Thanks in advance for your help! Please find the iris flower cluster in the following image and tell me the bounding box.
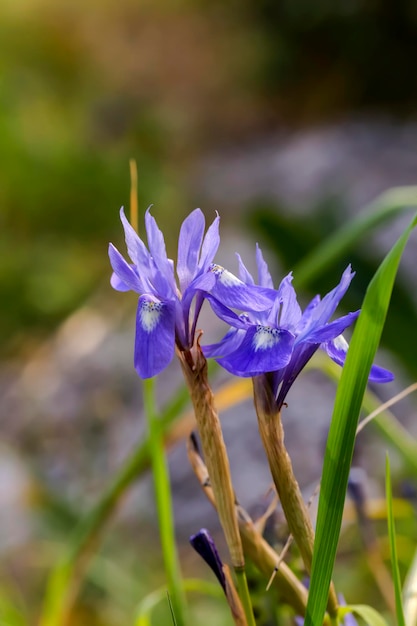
[109,208,393,400]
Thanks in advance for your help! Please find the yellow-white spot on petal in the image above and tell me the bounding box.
[140,300,163,332]
[253,325,281,351]
[209,264,241,287]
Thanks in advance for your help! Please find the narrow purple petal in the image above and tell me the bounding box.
[312,265,355,326]
[134,295,176,378]
[110,271,131,292]
[119,207,151,269]
[304,311,360,344]
[150,257,176,300]
[276,343,318,407]
[321,334,349,366]
[368,364,395,383]
[198,212,220,272]
[207,264,275,312]
[189,529,226,593]
[144,209,173,282]
[323,336,394,383]
[276,273,302,329]
[217,325,295,377]
[177,209,205,291]
[237,253,255,285]
[203,327,246,358]
[109,244,143,293]
[256,244,274,289]
[205,295,250,329]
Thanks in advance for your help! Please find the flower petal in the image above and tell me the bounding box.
[205,295,250,329]
[109,244,143,293]
[189,529,226,593]
[198,212,220,273]
[203,327,246,358]
[276,273,302,329]
[256,244,274,288]
[322,335,394,383]
[217,325,295,377]
[144,209,174,286]
[236,253,255,285]
[368,364,395,383]
[305,311,360,344]
[177,209,205,291]
[134,295,176,378]
[276,343,319,407]
[207,264,275,312]
[321,334,349,366]
[120,207,151,269]
[110,271,131,292]
[312,265,355,327]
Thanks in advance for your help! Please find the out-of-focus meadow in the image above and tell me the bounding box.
[2,1,417,624]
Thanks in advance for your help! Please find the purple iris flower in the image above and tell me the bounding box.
[109,208,275,379]
[204,246,393,408]
[109,207,222,378]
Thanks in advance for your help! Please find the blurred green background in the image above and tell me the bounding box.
[2,0,417,624]
[3,0,417,355]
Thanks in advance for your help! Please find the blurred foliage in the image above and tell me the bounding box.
[249,0,417,119]
[3,0,417,355]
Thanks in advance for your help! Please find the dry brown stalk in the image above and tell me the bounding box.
[177,338,244,569]
[187,433,309,617]
[252,375,339,617]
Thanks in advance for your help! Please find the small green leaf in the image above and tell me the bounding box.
[341,604,389,626]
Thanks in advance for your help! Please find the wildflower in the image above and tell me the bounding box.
[109,207,221,378]
[109,208,276,378]
[204,246,393,408]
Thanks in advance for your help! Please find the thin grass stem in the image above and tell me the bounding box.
[234,568,256,626]
[143,378,188,626]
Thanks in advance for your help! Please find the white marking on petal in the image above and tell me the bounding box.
[333,334,349,351]
[209,264,241,287]
[220,269,241,287]
[140,300,163,332]
[253,325,281,351]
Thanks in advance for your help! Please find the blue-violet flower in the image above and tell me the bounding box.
[204,246,393,408]
[109,208,275,378]
[109,207,222,378]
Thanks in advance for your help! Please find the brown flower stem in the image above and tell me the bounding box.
[252,375,338,618]
[177,340,255,626]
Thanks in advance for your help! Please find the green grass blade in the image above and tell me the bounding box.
[294,185,417,288]
[304,213,417,626]
[134,580,223,626]
[143,378,188,626]
[317,357,417,476]
[40,383,190,626]
[385,454,406,626]
[403,546,417,625]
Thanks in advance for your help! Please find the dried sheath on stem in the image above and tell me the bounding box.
[253,374,339,618]
[177,338,244,570]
